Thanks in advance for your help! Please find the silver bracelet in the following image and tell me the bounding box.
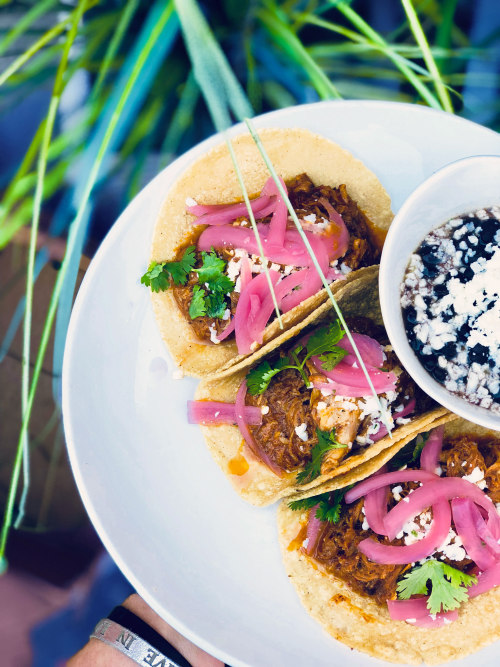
[91,618,184,667]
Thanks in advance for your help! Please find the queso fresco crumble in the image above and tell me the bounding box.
[401,207,500,414]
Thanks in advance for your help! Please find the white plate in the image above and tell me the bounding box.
[63,101,500,667]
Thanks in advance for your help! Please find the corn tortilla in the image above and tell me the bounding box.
[195,270,447,506]
[278,417,500,664]
[151,127,393,377]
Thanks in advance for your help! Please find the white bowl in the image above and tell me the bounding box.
[379,155,500,431]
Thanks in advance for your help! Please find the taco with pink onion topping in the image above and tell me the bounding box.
[142,127,393,377]
[190,271,448,506]
[278,417,500,664]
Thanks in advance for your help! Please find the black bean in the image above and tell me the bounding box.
[434,283,448,297]
[410,338,424,353]
[440,342,457,360]
[432,366,448,383]
[423,356,437,371]
[468,343,489,365]
[404,306,417,324]
[421,251,441,266]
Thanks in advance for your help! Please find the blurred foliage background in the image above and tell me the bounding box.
[0,0,499,566]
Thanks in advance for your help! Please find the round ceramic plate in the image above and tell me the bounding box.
[63,101,500,667]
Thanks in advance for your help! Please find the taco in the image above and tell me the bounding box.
[142,127,393,377]
[279,417,500,664]
[190,271,448,506]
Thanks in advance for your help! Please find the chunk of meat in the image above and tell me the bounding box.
[441,436,487,478]
[313,499,408,605]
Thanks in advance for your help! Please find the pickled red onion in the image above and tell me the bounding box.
[280,236,329,312]
[451,498,498,570]
[305,505,323,555]
[235,380,283,475]
[261,176,288,248]
[215,318,235,342]
[363,465,389,535]
[338,333,385,368]
[198,224,343,265]
[311,355,397,394]
[187,194,274,224]
[467,563,500,598]
[246,270,308,343]
[187,400,262,426]
[420,426,445,473]
[383,477,500,541]
[358,499,451,564]
[370,399,416,443]
[234,271,281,354]
[387,597,429,620]
[387,597,458,626]
[345,470,438,504]
[318,196,349,258]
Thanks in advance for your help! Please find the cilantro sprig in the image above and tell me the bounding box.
[296,428,347,485]
[141,246,196,292]
[141,247,235,321]
[289,484,354,523]
[396,560,477,614]
[188,250,235,320]
[246,320,347,395]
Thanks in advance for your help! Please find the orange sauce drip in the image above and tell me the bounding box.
[228,452,249,476]
[287,524,308,552]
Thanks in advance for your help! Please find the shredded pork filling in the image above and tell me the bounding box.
[308,435,500,606]
[172,173,381,343]
[246,317,430,474]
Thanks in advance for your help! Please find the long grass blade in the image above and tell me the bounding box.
[0,0,59,57]
[89,0,140,103]
[174,0,285,327]
[333,1,443,109]
[244,118,393,434]
[51,2,180,407]
[400,0,453,112]
[0,0,177,566]
[14,0,91,534]
[258,5,342,100]
[0,0,99,87]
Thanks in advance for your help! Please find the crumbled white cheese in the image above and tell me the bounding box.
[462,466,487,489]
[295,423,309,441]
[392,485,403,502]
[208,323,220,344]
[316,401,327,411]
[222,308,231,320]
[261,405,269,415]
[303,213,316,223]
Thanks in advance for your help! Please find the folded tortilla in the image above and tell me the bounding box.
[195,269,449,506]
[278,417,500,664]
[150,127,393,377]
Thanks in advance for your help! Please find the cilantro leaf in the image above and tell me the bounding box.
[296,429,347,485]
[246,357,291,395]
[141,261,170,292]
[305,321,345,359]
[288,494,327,513]
[288,485,354,523]
[141,246,196,292]
[204,292,227,319]
[396,560,477,614]
[318,347,348,371]
[189,285,207,319]
[316,486,354,522]
[168,246,196,284]
[196,250,235,295]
